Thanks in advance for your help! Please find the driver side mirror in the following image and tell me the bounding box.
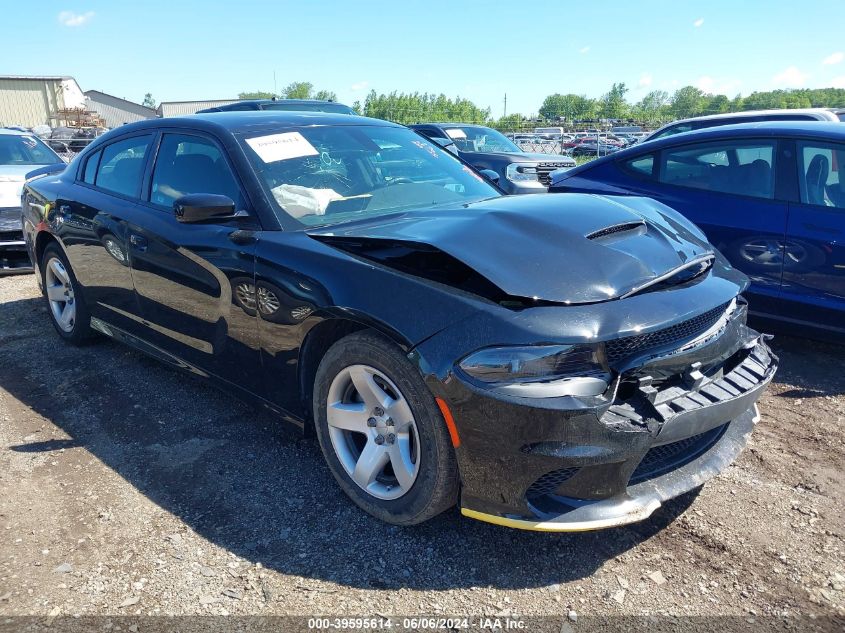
[174,194,239,223]
[478,169,500,185]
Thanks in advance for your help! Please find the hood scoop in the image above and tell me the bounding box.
[586,221,646,241]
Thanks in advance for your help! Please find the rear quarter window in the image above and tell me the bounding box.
[619,154,656,178]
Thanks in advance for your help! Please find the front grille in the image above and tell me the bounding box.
[630,424,727,484]
[0,229,24,243]
[605,301,731,364]
[526,467,580,500]
[536,162,570,186]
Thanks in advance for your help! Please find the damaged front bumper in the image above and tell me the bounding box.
[0,208,33,275]
[438,307,777,531]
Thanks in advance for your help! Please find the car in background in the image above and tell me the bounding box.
[570,140,623,156]
[21,112,776,531]
[643,108,841,142]
[197,98,355,115]
[409,123,575,193]
[0,129,65,273]
[550,121,845,340]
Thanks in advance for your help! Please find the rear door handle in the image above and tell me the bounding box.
[129,234,148,251]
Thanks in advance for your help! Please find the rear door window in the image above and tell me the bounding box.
[797,141,845,209]
[658,140,776,199]
[95,135,152,197]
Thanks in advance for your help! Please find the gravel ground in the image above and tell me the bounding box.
[0,273,843,629]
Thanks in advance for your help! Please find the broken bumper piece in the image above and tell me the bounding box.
[451,335,777,531]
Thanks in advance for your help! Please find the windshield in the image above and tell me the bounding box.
[261,102,354,114]
[240,125,500,227]
[0,134,61,166]
[442,126,521,153]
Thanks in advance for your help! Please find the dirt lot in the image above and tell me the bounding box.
[0,273,843,628]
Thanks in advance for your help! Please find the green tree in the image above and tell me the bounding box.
[142,93,156,108]
[633,90,669,123]
[282,82,314,99]
[538,94,596,122]
[238,90,276,100]
[701,94,731,115]
[363,91,489,125]
[670,86,705,119]
[598,83,629,120]
[314,89,338,101]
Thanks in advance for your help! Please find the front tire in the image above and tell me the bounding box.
[41,242,94,343]
[313,331,459,525]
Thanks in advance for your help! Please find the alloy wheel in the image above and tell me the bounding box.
[45,257,76,333]
[326,364,420,500]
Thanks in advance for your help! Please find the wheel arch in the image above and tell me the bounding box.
[297,315,414,435]
[34,231,63,280]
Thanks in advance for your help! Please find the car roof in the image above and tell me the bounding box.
[412,123,493,129]
[563,121,845,175]
[658,107,839,126]
[95,111,402,137]
[235,99,348,106]
[0,127,31,136]
[646,120,845,144]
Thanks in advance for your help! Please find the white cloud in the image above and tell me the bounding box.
[831,76,845,89]
[579,46,590,54]
[696,75,741,95]
[58,10,95,27]
[693,18,704,28]
[822,52,844,66]
[350,81,369,92]
[772,66,808,87]
[637,73,653,88]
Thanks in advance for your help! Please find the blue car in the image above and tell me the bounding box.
[550,122,845,341]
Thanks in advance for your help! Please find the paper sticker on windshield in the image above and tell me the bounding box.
[21,136,37,148]
[246,132,318,163]
[444,129,467,139]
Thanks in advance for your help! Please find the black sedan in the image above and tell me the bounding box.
[21,112,776,531]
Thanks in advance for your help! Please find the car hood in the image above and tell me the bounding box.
[308,193,716,305]
[518,151,575,163]
[0,164,53,208]
[463,151,574,164]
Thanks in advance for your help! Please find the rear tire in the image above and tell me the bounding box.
[313,331,459,525]
[41,242,95,344]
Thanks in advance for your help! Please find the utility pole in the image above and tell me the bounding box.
[503,93,507,118]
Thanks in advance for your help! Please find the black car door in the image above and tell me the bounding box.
[125,131,263,391]
[56,133,154,335]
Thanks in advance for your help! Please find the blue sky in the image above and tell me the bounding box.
[4,1,844,115]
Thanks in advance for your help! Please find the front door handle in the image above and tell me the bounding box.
[129,234,148,251]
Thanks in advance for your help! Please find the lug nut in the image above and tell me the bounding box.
[386,417,395,426]
[373,406,385,416]
[386,433,396,444]
[367,417,377,427]
[374,435,385,445]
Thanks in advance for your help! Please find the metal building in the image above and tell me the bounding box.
[84,90,157,128]
[0,75,86,127]
[157,100,240,117]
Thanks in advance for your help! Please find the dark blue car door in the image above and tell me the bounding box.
[611,139,789,317]
[781,138,845,336]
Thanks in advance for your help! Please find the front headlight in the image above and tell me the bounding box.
[458,345,610,398]
[505,163,539,182]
